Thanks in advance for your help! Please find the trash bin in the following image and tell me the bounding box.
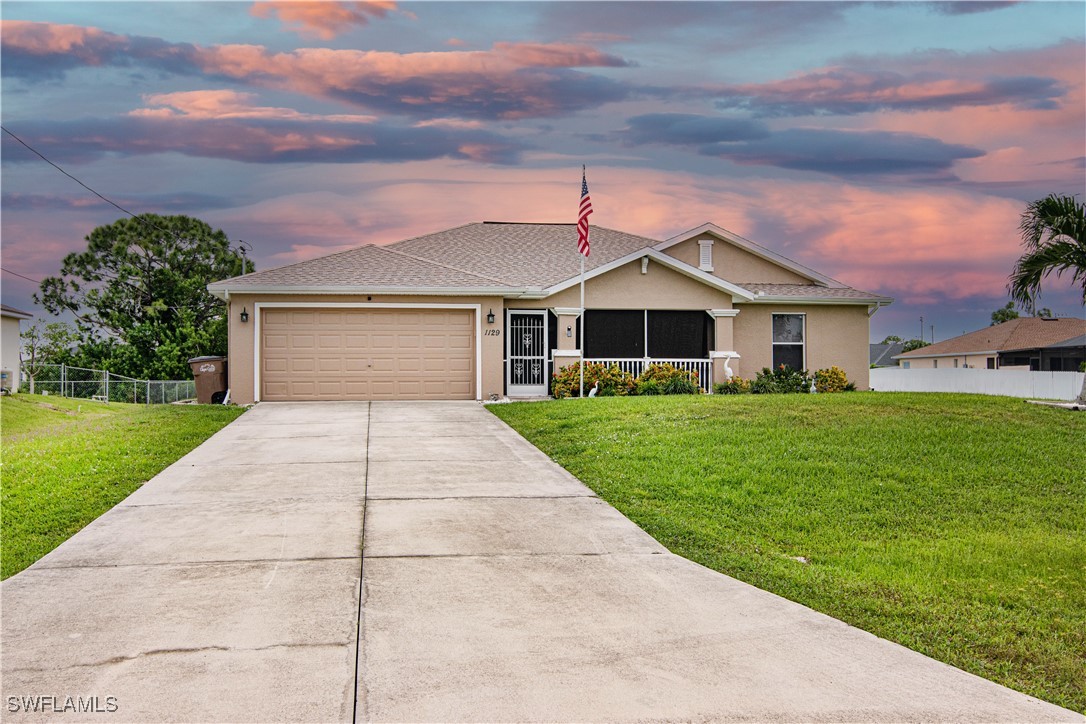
[188,356,228,404]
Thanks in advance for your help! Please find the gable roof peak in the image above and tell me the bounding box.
[656,222,845,288]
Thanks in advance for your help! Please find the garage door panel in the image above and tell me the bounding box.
[262,308,474,401]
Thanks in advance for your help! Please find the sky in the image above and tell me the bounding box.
[2,0,1084,344]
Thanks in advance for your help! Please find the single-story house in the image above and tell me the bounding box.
[870,342,905,368]
[894,316,1086,371]
[1,304,33,392]
[208,222,893,403]
[1004,332,1085,372]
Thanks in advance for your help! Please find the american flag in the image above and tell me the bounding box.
[577,166,593,257]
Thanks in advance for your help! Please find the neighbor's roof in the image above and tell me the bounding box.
[1043,333,1086,349]
[896,317,1086,358]
[208,221,890,304]
[870,342,905,366]
[0,304,33,319]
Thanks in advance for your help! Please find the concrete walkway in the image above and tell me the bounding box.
[2,401,1081,722]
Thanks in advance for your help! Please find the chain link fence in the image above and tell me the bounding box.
[20,364,195,404]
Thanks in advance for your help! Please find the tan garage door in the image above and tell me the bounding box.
[261,308,475,401]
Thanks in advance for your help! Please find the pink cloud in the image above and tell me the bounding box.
[2,22,633,119]
[0,20,122,57]
[250,2,398,39]
[130,90,376,123]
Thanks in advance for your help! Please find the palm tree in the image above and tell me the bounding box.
[1009,194,1086,310]
[1008,194,1086,403]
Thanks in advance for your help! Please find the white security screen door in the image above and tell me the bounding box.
[507,310,549,396]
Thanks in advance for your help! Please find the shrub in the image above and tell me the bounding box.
[635,363,702,395]
[714,378,751,395]
[551,361,635,399]
[751,365,812,394]
[814,366,850,393]
[635,379,662,396]
[1080,361,1086,373]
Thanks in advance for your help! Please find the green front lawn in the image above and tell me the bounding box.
[1,394,245,579]
[489,393,1086,712]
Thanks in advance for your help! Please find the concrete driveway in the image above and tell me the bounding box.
[1,401,1080,722]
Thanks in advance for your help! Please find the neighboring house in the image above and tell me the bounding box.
[894,317,1086,371]
[208,222,893,403]
[870,342,905,368]
[1,304,34,391]
[1004,332,1085,372]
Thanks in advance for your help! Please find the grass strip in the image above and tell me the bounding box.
[1,395,245,579]
[489,392,1086,712]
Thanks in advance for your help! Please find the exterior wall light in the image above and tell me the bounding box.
[240,307,250,323]
[566,326,572,337]
[487,309,495,324]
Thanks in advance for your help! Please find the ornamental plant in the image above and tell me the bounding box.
[714,378,751,395]
[813,366,850,393]
[551,361,635,399]
[636,363,702,395]
[751,365,812,394]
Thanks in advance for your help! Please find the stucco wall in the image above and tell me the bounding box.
[733,304,872,389]
[516,257,734,311]
[662,235,812,284]
[896,355,994,370]
[226,293,505,404]
[1,316,24,390]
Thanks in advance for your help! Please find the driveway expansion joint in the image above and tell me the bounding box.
[32,555,362,571]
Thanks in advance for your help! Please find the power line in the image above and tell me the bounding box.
[1,125,180,240]
[0,266,41,284]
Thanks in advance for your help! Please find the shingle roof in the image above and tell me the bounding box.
[212,243,509,290]
[742,283,892,302]
[896,317,1086,358]
[1045,333,1086,349]
[209,221,890,306]
[387,222,659,288]
[870,342,905,366]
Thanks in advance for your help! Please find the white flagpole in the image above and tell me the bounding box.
[579,253,585,397]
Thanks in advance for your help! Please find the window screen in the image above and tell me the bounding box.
[772,314,805,370]
[584,310,643,358]
[648,311,710,358]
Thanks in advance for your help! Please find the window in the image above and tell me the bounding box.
[987,357,995,369]
[954,358,959,368]
[647,311,711,358]
[772,314,804,370]
[933,359,938,369]
[902,361,911,369]
[583,310,643,358]
[583,310,713,359]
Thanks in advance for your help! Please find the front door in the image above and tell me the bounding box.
[507,310,549,397]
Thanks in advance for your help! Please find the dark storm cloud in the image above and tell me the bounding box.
[2,116,528,165]
[616,114,984,177]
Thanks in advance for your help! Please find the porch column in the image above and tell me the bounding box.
[708,309,741,384]
[552,307,581,371]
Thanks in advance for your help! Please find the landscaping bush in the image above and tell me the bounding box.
[714,378,751,395]
[636,363,702,395]
[814,366,850,393]
[634,379,663,396]
[751,365,812,394]
[552,361,635,399]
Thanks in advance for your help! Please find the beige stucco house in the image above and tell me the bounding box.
[208,222,892,404]
[1,304,33,392]
[894,317,1086,371]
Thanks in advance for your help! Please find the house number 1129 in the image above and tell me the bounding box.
[483,329,501,336]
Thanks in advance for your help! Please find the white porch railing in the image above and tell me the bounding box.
[583,358,713,393]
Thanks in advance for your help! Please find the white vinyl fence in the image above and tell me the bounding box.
[870,367,1085,401]
[20,363,195,404]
